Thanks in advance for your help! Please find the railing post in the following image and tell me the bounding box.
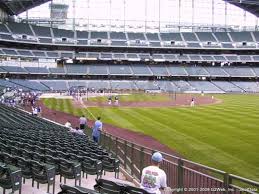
[124,140,127,170]
[229,176,232,185]
[224,173,229,194]
[99,132,103,146]
[102,132,106,148]
[139,147,144,180]
[115,137,118,157]
[177,159,184,194]
[104,133,107,149]
[131,143,134,175]
[108,134,111,152]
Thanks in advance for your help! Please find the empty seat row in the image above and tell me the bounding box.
[1,78,259,93]
[1,48,259,63]
[58,178,149,194]
[1,22,259,45]
[2,64,259,78]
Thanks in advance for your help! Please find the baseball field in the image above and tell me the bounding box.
[42,93,259,182]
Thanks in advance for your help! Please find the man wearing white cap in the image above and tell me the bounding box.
[141,152,167,194]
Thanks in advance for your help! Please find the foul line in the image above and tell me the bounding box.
[79,98,97,120]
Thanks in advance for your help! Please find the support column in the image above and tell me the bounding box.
[224,2,227,27]
[72,0,76,32]
[87,0,90,31]
[50,0,53,28]
[178,0,181,26]
[212,0,214,27]
[158,0,161,32]
[26,11,29,23]
[124,0,126,32]
[243,10,247,31]
[192,0,194,31]
[109,0,112,31]
[256,18,258,31]
[145,0,147,33]
[0,7,8,22]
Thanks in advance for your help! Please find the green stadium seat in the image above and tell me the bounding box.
[58,184,99,194]
[31,160,56,194]
[0,163,22,194]
[102,156,120,178]
[82,157,102,179]
[94,178,123,194]
[59,158,81,186]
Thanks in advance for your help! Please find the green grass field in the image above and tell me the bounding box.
[87,93,171,102]
[43,94,259,181]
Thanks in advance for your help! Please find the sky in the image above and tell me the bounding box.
[18,0,259,32]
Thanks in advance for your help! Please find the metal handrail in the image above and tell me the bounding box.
[105,131,180,159]
[229,174,259,187]
[101,131,259,193]
[181,158,226,174]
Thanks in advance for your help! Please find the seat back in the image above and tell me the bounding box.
[102,155,120,173]
[94,178,123,194]
[2,152,16,165]
[0,164,22,192]
[125,186,150,194]
[32,152,45,163]
[58,184,98,194]
[31,160,45,176]
[60,158,81,181]
[82,157,102,176]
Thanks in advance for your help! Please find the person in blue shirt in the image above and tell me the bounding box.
[92,117,103,143]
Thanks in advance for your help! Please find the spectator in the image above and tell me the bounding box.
[190,98,195,107]
[75,127,85,135]
[10,99,15,107]
[1,96,4,104]
[69,127,76,133]
[108,96,112,105]
[92,117,103,143]
[32,106,38,116]
[37,106,42,117]
[114,96,119,106]
[141,152,167,194]
[79,115,87,130]
[65,121,72,128]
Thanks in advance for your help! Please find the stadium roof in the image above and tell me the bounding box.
[223,0,259,17]
[1,0,259,19]
[0,0,51,16]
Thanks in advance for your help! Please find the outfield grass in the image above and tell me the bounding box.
[43,94,259,181]
[86,93,171,102]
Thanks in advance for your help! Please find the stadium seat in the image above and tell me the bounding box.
[59,158,81,186]
[31,160,56,194]
[32,152,45,163]
[0,104,123,193]
[3,153,18,166]
[21,149,33,160]
[124,185,150,194]
[0,163,22,194]
[58,184,99,194]
[94,178,123,194]
[102,156,120,178]
[16,156,32,183]
[94,178,148,194]
[82,157,102,179]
